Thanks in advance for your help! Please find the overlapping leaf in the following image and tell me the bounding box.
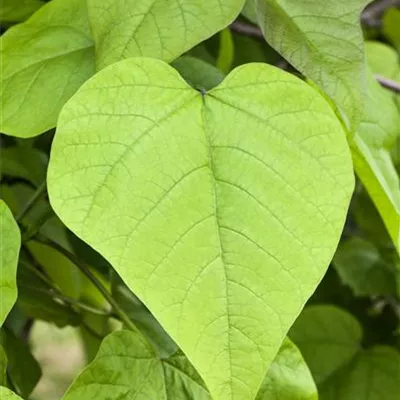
[48,58,353,399]
[0,0,95,138]
[87,0,245,69]
[350,49,400,254]
[253,0,368,132]
[0,387,23,400]
[0,201,20,326]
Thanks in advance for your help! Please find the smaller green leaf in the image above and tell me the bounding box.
[0,0,44,24]
[256,338,317,400]
[0,387,24,400]
[320,347,400,400]
[0,328,41,398]
[172,56,225,91]
[63,330,209,400]
[254,0,368,132]
[365,41,399,80]
[383,8,400,52]
[0,201,20,327]
[0,0,95,138]
[289,305,362,385]
[333,237,398,296]
[216,29,235,74]
[87,0,245,70]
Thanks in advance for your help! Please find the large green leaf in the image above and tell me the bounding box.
[290,305,400,400]
[0,328,41,397]
[48,58,353,399]
[87,0,245,70]
[0,201,20,326]
[0,0,44,24]
[254,0,367,132]
[0,0,95,138]
[350,70,400,254]
[0,387,23,400]
[364,41,399,80]
[63,330,316,400]
[333,237,398,296]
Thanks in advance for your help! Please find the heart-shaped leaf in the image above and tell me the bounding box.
[0,201,20,326]
[87,0,245,70]
[48,58,354,399]
[253,0,368,132]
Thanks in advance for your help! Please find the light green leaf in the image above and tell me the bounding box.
[0,147,48,186]
[87,0,245,70]
[0,387,24,400]
[333,237,398,296]
[63,330,210,400]
[0,0,95,138]
[48,58,354,399]
[242,0,257,23]
[350,70,400,254]
[254,0,367,132]
[216,29,235,74]
[319,347,400,400]
[256,338,317,400]
[0,201,20,326]
[0,0,44,24]
[0,328,41,397]
[365,41,399,80]
[172,56,225,91]
[289,305,362,385]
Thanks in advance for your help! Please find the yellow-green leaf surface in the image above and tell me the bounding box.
[48,58,354,399]
[87,0,245,69]
[365,41,399,80]
[0,201,20,326]
[254,0,367,132]
[350,69,400,254]
[63,330,317,400]
[0,387,23,400]
[0,0,95,138]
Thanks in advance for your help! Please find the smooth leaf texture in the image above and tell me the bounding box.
[0,345,7,386]
[333,237,398,296]
[254,0,367,132]
[0,201,20,326]
[0,387,23,400]
[289,305,362,385]
[319,347,400,400]
[48,58,354,399]
[63,330,317,400]
[256,338,317,400]
[0,0,95,138]
[350,70,400,254]
[364,41,399,80]
[87,0,245,70]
